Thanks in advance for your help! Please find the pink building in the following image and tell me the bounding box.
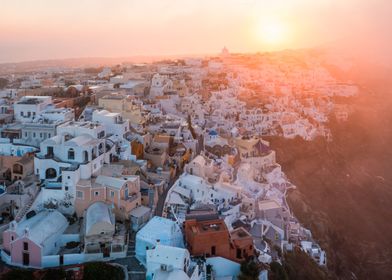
[75,174,141,220]
[2,210,68,268]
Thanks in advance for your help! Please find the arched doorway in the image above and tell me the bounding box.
[13,163,23,175]
[45,168,57,179]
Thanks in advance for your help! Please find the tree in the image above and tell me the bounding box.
[83,262,123,280]
[282,249,328,280]
[84,67,103,74]
[2,269,34,280]
[269,261,289,280]
[42,268,66,280]
[236,112,240,122]
[187,114,197,139]
[0,78,9,89]
[238,260,261,280]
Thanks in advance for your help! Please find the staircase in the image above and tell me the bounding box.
[14,187,39,222]
[14,198,34,222]
[176,206,187,221]
[127,232,136,257]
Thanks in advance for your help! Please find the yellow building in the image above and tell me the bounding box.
[98,94,144,125]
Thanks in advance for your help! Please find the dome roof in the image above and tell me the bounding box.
[85,202,114,236]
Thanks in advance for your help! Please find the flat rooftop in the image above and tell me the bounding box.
[187,219,228,234]
[258,199,281,211]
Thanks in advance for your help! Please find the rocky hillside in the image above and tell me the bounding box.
[267,63,392,279]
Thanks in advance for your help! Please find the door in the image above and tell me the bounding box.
[47,146,54,157]
[211,246,216,256]
[23,252,29,266]
[103,247,110,258]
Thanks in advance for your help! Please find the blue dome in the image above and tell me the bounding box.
[209,130,218,136]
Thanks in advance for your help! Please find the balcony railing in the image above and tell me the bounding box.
[45,181,62,190]
[124,193,139,203]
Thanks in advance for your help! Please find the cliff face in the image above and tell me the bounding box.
[267,86,392,279]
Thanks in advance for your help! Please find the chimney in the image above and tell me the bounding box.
[10,221,17,231]
[24,227,30,237]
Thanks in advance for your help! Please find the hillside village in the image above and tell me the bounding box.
[0,49,358,279]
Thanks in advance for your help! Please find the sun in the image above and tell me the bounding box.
[256,18,288,47]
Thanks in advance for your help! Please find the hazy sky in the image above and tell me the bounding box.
[1,0,391,63]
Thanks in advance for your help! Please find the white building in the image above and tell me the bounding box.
[92,110,133,160]
[146,244,192,280]
[34,121,117,210]
[135,216,184,264]
[15,108,75,147]
[14,96,52,123]
[20,78,42,89]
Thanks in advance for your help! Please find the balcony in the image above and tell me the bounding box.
[35,153,54,159]
[124,193,139,203]
[45,181,62,190]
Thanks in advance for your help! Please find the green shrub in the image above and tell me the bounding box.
[238,260,261,280]
[42,268,66,280]
[2,269,34,280]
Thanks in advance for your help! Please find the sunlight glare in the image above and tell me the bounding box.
[256,18,288,47]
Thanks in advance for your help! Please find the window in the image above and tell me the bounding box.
[211,246,216,255]
[23,242,28,251]
[48,133,51,138]
[95,191,99,196]
[76,191,83,199]
[33,132,36,138]
[67,176,70,179]
[110,191,115,198]
[65,186,68,191]
[98,131,105,139]
[124,188,129,198]
[236,248,242,259]
[24,132,27,137]
[11,235,14,241]
[40,133,43,138]
[68,148,75,160]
